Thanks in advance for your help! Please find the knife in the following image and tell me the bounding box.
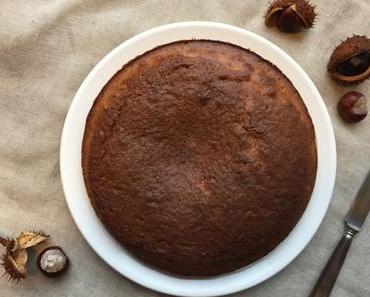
[308,170,370,297]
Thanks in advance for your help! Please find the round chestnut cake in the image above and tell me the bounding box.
[82,40,317,276]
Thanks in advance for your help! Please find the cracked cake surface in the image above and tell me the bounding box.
[82,40,317,276]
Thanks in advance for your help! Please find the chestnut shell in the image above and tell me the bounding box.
[1,250,27,282]
[37,246,69,277]
[265,0,316,33]
[328,36,370,85]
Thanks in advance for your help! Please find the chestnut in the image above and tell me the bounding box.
[265,0,316,34]
[328,36,370,85]
[337,91,367,123]
[37,246,69,277]
[336,52,370,77]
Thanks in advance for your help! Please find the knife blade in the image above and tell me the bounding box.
[345,170,370,232]
[309,170,370,297]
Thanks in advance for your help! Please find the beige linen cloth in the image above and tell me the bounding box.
[0,1,369,296]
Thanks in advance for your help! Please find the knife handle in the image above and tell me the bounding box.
[308,228,356,297]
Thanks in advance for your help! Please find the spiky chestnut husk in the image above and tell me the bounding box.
[1,249,27,282]
[14,231,49,250]
[265,0,316,33]
[0,237,26,282]
[328,35,370,85]
[0,231,49,282]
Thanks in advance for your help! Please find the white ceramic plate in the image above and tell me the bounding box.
[60,22,336,297]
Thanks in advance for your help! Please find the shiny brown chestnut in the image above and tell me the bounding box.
[336,52,370,76]
[265,0,316,33]
[337,91,367,123]
[37,246,69,277]
[328,36,370,85]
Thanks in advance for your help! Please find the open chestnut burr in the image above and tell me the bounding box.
[328,36,370,85]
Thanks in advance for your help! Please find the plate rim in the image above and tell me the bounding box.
[60,21,336,297]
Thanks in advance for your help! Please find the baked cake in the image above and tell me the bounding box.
[82,40,317,276]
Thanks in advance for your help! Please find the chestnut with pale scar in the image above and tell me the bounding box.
[37,246,69,277]
[337,91,368,123]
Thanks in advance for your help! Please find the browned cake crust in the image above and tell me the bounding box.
[82,40,317,277]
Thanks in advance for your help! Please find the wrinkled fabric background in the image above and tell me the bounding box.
[0,1,369,296]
